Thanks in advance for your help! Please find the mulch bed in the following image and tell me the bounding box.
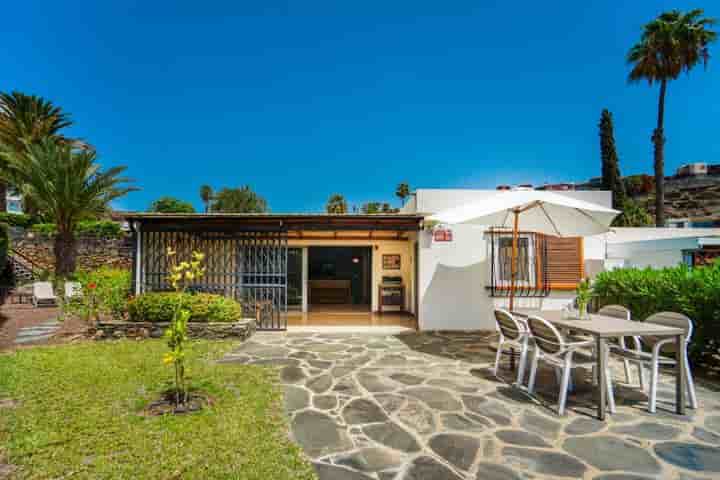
[141,390,215,417]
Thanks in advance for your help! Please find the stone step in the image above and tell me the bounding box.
[18,327,58,335]
[15,334,54,344]
[39,321,61,327]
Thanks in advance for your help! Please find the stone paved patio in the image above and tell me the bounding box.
[223,331,720,480]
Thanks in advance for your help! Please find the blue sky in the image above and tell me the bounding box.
[3,1,719,212]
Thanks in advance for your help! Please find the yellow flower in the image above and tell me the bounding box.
[163,353,175,365]
[193,252,205,261]
[185,271,195,280]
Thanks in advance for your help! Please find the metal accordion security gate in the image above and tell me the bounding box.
[138,230,288,330]
[236,232,288,330]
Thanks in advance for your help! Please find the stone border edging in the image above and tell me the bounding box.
[90,319,256,341]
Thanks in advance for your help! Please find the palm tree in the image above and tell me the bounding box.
[199,185,213,213]
[325,194,347,214]
[0,91,85,213]
[627,9,717,226]
[395,182,410,207]
[0,140,136,275]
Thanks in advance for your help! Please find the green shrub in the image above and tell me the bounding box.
[593,261,720,362]
[31,220,123,237]
[30,223,57,236]
[0,212,36,228]
[128,292,243,323]
[76,220,123,237]
[67,268,132,321]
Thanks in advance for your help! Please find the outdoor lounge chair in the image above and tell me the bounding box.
[526,314,615,416]
[64,281,83,301]
[612,312,698,413]
[32,281,58,307]
[493,308,531,386]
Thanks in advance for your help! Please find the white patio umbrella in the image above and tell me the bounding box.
[428,189,619,310]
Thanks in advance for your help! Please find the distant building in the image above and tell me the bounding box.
[604,228,720,269]
[676,163,709,177]
[536,183,576,191]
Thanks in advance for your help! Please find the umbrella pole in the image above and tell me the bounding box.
[509,210,519,312]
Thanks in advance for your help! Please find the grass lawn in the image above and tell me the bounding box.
[0,340,316,479]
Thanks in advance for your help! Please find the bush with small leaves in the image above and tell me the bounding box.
[594,261,720,363]
[127,292,242,323]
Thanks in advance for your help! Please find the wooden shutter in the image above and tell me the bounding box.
[544,236,584,290]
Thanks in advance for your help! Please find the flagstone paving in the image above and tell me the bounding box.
[223,331,720,480]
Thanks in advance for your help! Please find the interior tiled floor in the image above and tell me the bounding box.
[223,331,720,480]
[287,310,416,329]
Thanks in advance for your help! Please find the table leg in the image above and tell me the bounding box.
[676,334,686,415]
[596,336,607,421]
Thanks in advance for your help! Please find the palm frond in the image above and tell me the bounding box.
[627,9,716,85]
[0,91,88,152]
[2,138,137,233]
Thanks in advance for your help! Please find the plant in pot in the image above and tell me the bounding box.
[575,278,593,320]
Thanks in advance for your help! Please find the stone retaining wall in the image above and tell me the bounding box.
[90,319,255,341]
[11,229,133,272]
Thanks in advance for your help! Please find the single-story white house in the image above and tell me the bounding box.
[602,227,720,269]
[126,188,719,331]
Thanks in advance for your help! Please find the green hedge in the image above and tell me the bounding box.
[31,220,123,237]
[0,213,36,228]
[127,292,243,323]
[593,262,720,362]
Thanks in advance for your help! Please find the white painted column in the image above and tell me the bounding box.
[133,222,142,295]
[301,247,309,313]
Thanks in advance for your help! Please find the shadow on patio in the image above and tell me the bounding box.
[223,330,720,480]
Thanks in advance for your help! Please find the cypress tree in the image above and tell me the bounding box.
[599,109,627,209]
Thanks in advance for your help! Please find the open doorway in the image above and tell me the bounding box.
[308,246,371,312]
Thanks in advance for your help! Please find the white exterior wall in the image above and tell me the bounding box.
[417,225,491,330]
[412,189,611,331]
[417,225,603,330]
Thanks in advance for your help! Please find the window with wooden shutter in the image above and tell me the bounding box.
[544,236,584,290]
[487,230,583,296]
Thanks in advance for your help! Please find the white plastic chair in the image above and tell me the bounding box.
[612,312,698,413]
[32,281,58,307]
[598,304,643,385]
[526,315,616,416]
[64,282,83,300]
[493,308,531,387]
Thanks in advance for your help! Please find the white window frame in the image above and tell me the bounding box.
[493,234,537,288]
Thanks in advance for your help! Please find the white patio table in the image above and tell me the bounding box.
[512,309,686,420]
